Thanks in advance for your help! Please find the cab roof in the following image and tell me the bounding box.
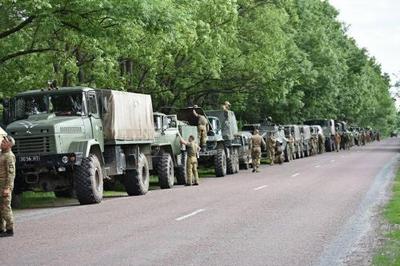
[15,86,96,97]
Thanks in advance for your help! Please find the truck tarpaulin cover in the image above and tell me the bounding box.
[102,90,154,141]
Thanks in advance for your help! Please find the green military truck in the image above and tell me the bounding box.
[304,119,336,152]
[151,112,198,188]
[2,87,156,205]
[233,131,252,170]
[283,125,303,159]
[177,107,240,177]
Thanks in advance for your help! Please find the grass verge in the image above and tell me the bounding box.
[373,168,400,265]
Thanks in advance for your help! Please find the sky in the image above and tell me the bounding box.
[329,0,400,85]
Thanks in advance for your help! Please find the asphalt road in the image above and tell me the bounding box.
[1,138,399,266]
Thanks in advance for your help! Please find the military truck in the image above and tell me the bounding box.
[304,119,336,152]
[151,112,198,188]
[177,107,240,177]
[2,87,155,205]
[283,125,303,159]
[259,120,289,163]
[233,131,252,169]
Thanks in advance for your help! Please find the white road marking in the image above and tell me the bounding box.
[314,165,321,168]
[175,209,206,221]
[330,159,335,163]
[254,185,268,191]
[291,173,300,177]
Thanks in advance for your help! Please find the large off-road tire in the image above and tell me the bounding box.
[215,149,227,177]
[11,192,22,208]
[158,153,174,189]
[74,154,103,204]
[176,152,187,185]
[234,152,240,173]
[54,188,74,198]
[123,153,150,196]
[227,150,240,174]
[304,145,309,157]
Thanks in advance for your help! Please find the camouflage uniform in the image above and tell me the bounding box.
[318,133,325,154]
[334,133,341,152]
[267,135,276,165]
[186,141,199,185]
[197,115,208,148]
[0,150,16,232]
[288,135,295,160]
[250,133,266,172]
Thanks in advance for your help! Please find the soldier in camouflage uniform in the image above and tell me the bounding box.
[0,136,16,237]
[334,132,341,152]
[267,134,277,165]
[318,132,325,154]
[250,129,266,173]
[179,135,200,186]
[193,109,209,151]
[222,101,231,112]
[288,133,295,160]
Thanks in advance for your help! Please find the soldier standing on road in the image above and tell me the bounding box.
[0,136,16,237]
[179,135,200,186]
[250,129,266,173]
[288,133,295,160]
[193,109,209,151]
[267,134,277,165]
[334,132,341,152]
[318,132,325,154]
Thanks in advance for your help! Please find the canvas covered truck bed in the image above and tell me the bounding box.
[205,110,238,140]
[100,90,155,141]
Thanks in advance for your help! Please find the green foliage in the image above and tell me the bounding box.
[373,169,400,265]
[0,0,396,133]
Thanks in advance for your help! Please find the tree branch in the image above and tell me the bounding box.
[0,48,55,64]
[0,16,36,39]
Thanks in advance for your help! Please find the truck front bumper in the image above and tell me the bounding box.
[16,152,84,169]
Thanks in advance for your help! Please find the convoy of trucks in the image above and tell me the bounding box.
[0,86,376,206]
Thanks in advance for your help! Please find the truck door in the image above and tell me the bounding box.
[87,91,104,149]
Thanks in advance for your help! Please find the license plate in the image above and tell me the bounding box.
[20,155,41,162]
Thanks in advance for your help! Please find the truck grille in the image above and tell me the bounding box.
[14,137,53,155]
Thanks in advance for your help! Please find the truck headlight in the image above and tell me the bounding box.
[62,156,69,164]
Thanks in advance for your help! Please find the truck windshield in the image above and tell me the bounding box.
[13,92,83,120]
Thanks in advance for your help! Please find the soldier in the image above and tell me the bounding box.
[0,136,16,237]
[288,133,295,160]
[193,109,209,151]
[222,101,231,112]
[250,129,266,173]
[334,132,341,152]
[267,134,276,165]
[179,135,200,186]
[318,132,325,154]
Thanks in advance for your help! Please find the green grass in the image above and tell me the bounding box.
[373,169,400,265]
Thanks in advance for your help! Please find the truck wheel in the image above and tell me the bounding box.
[215,149,227,177]
[158,153,174,189]
[74,154,103,204]
[11,192,22,208]
[54,188,74,198]
[176,152,187,185]
[234,152,240,173]
[123,153,149,196]
[284,146,290,162]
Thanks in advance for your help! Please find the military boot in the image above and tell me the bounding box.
[0,229,14,237]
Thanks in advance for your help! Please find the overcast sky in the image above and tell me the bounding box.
[329,0,400,84]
